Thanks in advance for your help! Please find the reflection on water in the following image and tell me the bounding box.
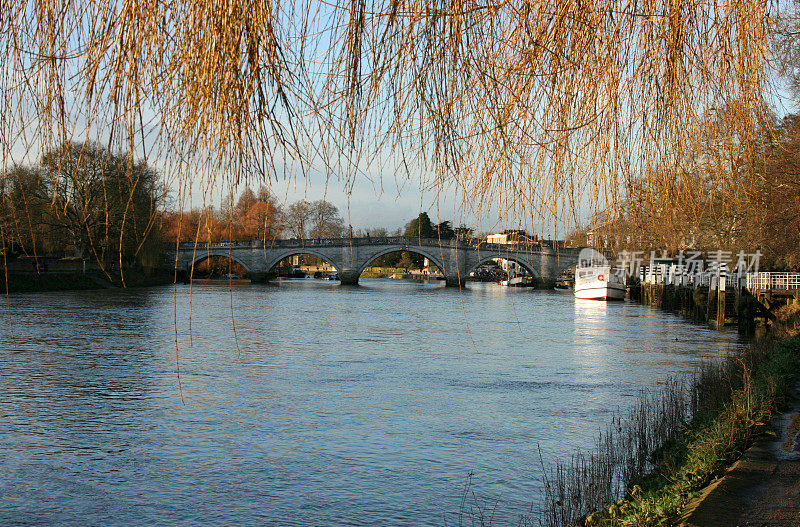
[0,280,744,526]
[572,299,613,376]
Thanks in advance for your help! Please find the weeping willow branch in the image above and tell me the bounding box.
[0,0,780,231]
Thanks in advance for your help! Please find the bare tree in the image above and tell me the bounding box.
[284,200,345,239]
[2,142,164,267]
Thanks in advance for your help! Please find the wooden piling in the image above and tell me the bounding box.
[716,276,726,329]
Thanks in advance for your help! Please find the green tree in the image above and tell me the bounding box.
[454,224,475,241]
[435,221,455,240]
[404,212,434,238]
[371,251,402,267]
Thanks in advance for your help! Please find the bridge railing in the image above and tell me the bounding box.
[176,237,460,250]
[176,237,565,253]
[746,272,800,291]
[635,266,800,292]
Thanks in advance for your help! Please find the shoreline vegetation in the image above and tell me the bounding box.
[532,306,800,527]
[3,263,477,294]
[4,269,175,293]
[2,267,444,293]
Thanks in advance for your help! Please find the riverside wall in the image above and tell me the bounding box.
[631,281,800,334]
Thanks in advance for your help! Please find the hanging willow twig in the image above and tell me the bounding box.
[0,0,779,230]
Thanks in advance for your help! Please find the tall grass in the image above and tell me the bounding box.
[537,378,693,527]
[534,329,800,527]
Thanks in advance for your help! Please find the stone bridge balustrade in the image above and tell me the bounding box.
[170,237,587,287]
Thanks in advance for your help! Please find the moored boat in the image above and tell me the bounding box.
[574,266,626,300]
[500,276,532,287]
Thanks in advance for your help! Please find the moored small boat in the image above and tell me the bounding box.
[500,276,530,287]
[574,266,626,300]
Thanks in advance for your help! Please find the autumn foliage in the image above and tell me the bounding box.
[161,186,283,244]
[574,112,800,269]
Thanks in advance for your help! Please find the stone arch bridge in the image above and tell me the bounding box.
[171,237,586,287]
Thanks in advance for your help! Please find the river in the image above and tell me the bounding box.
[0,279,744,525]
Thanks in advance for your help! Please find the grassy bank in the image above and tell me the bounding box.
[4,269,175,293]
[536,307,800,527]
[5,272,103,293]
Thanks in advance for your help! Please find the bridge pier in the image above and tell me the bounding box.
[339,270,360,286]
[249,271,272,283]
[445,276,464,288]
[536,277,557,289]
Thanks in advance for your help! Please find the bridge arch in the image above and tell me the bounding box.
[264,249,340,274]
[171,239,589,287]
[357,246,447,277]
[554,259,580,277]
[189,251,252,275]
[469,256,539,279]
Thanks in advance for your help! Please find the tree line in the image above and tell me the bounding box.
[163,191,347,243]
[1,142,165,271]
[1,141,474,273]
[0,142,353,269]
[10,137,796,276]
[570,111,800,270]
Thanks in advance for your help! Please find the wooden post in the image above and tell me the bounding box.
[717,275,726,329]
[706,285,714,324]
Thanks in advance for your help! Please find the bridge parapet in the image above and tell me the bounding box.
[177,237,575,253]
[177,236,460,250]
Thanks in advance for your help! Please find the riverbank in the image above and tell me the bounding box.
[4,269,175,293]
[678,309,800,526]
[543,306,800,527]
[679,401,800,526]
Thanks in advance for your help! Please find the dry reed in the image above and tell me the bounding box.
[532,339,786,527]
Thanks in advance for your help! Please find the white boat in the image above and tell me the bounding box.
[574,265,626,300]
